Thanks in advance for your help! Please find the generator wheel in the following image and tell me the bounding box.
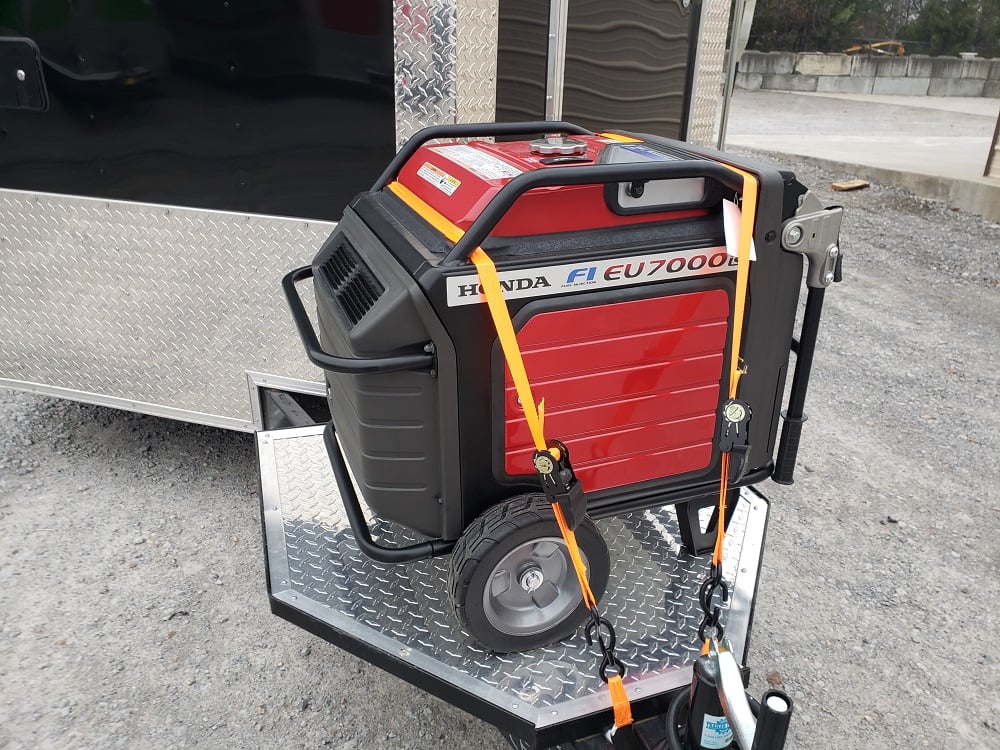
[448,494,611,653]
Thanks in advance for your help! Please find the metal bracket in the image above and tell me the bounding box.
[0,37,48,111]
[781,192,844,288]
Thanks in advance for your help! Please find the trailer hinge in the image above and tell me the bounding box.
[781,191,844,289]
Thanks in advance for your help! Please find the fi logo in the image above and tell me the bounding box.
[565,267,597,283]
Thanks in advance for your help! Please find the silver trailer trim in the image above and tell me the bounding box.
[688,0,732,147]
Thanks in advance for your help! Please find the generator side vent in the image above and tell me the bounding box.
[318,241,385,326]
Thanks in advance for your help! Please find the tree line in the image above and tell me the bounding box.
[747,0,1000,58]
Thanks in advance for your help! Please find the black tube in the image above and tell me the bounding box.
[370,121,593,192]
[750,690,793,750]
[443,161,745,264]
[323,424,456,563]
[664,688,688,750]
[282,266,435,374]
[772,286,826,485]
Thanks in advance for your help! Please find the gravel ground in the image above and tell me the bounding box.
[2,156,999,750]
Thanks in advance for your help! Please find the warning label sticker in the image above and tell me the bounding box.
[417,162,461,196]
[431,145,523,180]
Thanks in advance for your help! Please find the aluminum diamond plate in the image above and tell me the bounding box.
[394,1,500,146]
[0,189,333,430]
[395,1,458,147]
[687,0,731,146]
[260,425,767,734]
[455,0,499,125]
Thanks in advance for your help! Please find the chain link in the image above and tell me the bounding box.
[584,607,627,683]
[697,562,729,643]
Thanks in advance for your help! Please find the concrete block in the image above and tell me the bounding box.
[872,56,909,78]
[906,55,935,78]
[872,77,930,96]
[988,59,1000,81]
[982,80,1000,97]
[931,57,965,78]
[761,73,818,92]
[795,53,852,76]
[851,56,878,78]
[738,51,766,73]
[960,59,990,79]
[816,75,874,94]
[740,51,796,75]
[735,72,763,90]
[927,77,985,96]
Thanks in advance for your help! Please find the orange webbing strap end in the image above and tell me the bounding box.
[708,166,759,584]
[608,674,634,729]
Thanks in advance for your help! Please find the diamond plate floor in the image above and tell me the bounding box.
[258,425,768,747]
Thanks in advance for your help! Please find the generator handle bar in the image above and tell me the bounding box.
[282,266,436,374]
[370,121,593,193]
[442,161,746,264]
[323,424,456,563]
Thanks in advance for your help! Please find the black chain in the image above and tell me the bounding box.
[697,562,729,643]
[585,606,627,682]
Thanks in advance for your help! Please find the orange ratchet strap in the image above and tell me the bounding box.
[470,246,633,734]
[700,165,759,653]
[386,179,634,734]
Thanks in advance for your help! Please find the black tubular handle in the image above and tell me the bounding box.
[282,266,435,374]
[442,160,746,264]
[751,690,794,750]
[323,424,455,563]
[370,121,593,192]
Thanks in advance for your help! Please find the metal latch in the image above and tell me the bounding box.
[781,191,844,288]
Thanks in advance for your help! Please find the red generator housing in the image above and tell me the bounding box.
[284,122,831,651]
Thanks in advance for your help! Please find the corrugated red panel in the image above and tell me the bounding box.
[504,290,728,492]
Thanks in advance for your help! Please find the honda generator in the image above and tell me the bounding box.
[284,121,842,654]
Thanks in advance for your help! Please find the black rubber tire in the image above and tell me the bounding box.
[448,494,611,653]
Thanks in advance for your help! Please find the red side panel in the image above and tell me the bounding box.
[504,291,729,492]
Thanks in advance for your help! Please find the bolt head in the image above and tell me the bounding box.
[829,245,840,258]
[519,568,544,592]
[823,272,835,285]
[16,69,25,82]
[787,225,803,246]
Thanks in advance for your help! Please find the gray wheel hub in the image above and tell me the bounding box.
[482,536,587,637]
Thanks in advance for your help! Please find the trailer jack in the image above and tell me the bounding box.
[662,640,793,750]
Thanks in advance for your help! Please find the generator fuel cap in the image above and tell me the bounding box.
[530,134,588,156]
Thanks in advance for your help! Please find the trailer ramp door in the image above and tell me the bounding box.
[258,425,768,749]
